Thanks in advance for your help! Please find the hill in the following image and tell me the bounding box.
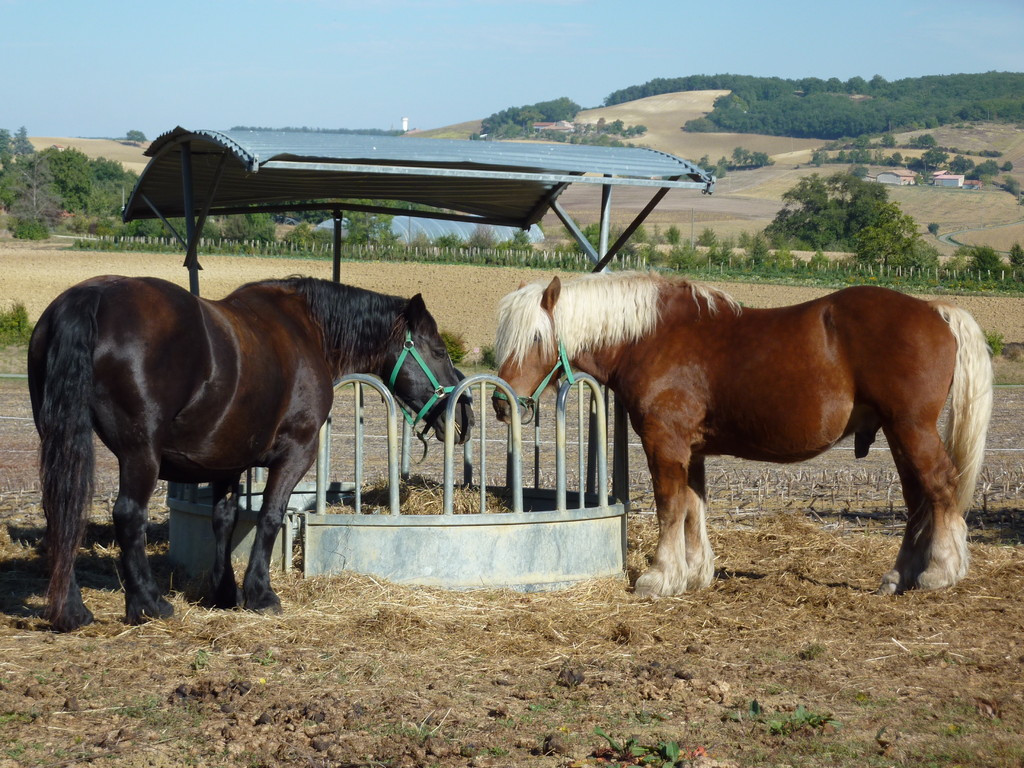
[576,90,821,165]
[28,136,150,174]
[31,97,1024,256]
[605,72,1024,140]
[408,119,483,140]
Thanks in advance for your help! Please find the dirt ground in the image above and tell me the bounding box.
[1,240,1023,767]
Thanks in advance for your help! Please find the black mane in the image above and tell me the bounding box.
[284,277,406,373]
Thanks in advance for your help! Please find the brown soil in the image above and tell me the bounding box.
[0,241,1023,767]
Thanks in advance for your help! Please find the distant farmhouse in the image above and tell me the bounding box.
[876,169,916,186]
[932,171,965,188]
[532,120,574,133]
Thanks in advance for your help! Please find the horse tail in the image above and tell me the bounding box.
[30,286,101,628]
[932,302,993,515]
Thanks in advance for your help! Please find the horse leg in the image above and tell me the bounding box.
[634,447,693,599]
[877,422,965,594]
[49,569,94,632]
[112,461,174,624]
[241,461,307,613]
[209,477,243,609]
[683,457,715,590]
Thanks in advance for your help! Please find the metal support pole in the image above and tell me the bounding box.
[180,142,199,295]
[612,396,631,515]
[332,209,343,283]
[598,179,612,272]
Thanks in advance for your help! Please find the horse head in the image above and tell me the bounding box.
[387,293,473,444]
[492,276,564,424]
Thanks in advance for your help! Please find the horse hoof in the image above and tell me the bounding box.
[211,587,243,610]
[48,607,95,633]
[634,570,668,599]
[875,571,901,595]
[245,595,283,615]
[251,603,283,616]
[127,599,175,625]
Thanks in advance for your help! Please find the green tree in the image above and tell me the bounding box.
[12,126,34,155]
[965,245,1004,271]
[499,229,533,250]
[467,225,498,249]
[42,147,91,212]
[1009,242,1024,269]
[854,201,919,267]
[0,128,10,157]
[765,172,888,251]
[949,155,975,175]
[745,232,771,265]
[696,227,718,249]
[9,153,62,228]
[972,159,1000,179]
[125,130,147,143]
[433,233,465,249]
[920,147,949,174]
[284,221,317,249]
[221,212,276,242]
[346,210,395,245]
[902,239,941,270]
[86,157,138,216]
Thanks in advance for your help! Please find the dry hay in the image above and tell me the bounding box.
[342,474,511,515]
[1,506,1023,766]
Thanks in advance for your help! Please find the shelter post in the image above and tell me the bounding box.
[332,209,343,283]
[180,142,200,295]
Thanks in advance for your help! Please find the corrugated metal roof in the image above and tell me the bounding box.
[123,126,713,230]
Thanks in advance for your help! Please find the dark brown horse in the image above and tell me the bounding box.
[493,271,992,596]
[29,275,473,631]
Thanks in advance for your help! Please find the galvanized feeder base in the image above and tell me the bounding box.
[167,486,626,592]
[304,489,626,591]
[166,480,349,575]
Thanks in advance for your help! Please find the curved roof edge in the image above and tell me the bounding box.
[143,126,714,185]
[123,125,715,274]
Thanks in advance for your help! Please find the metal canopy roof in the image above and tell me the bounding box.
[123,126,715,288]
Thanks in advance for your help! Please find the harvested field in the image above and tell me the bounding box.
[0,242,1023,767]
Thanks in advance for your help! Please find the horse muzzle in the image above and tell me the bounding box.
[425,392,474,444]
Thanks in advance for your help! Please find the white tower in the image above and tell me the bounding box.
[402,117,409,132]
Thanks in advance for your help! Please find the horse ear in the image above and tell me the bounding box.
[404,293,433,330]
[540,277,561,314]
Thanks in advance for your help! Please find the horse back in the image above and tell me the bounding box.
[45,276,332,477]
[693,285,956,404]
[623,284,958,461]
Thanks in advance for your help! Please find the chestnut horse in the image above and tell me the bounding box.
[493,271,992,596]
[29,275,473,631]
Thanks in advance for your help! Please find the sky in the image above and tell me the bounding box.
[4,0,1023,141]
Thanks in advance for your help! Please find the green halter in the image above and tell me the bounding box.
[495,341,575,410]
[388,330,458,430]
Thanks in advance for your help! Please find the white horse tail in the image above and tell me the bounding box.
[932,302,994,515]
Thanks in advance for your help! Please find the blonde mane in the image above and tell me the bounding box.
[495,271,740,366]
